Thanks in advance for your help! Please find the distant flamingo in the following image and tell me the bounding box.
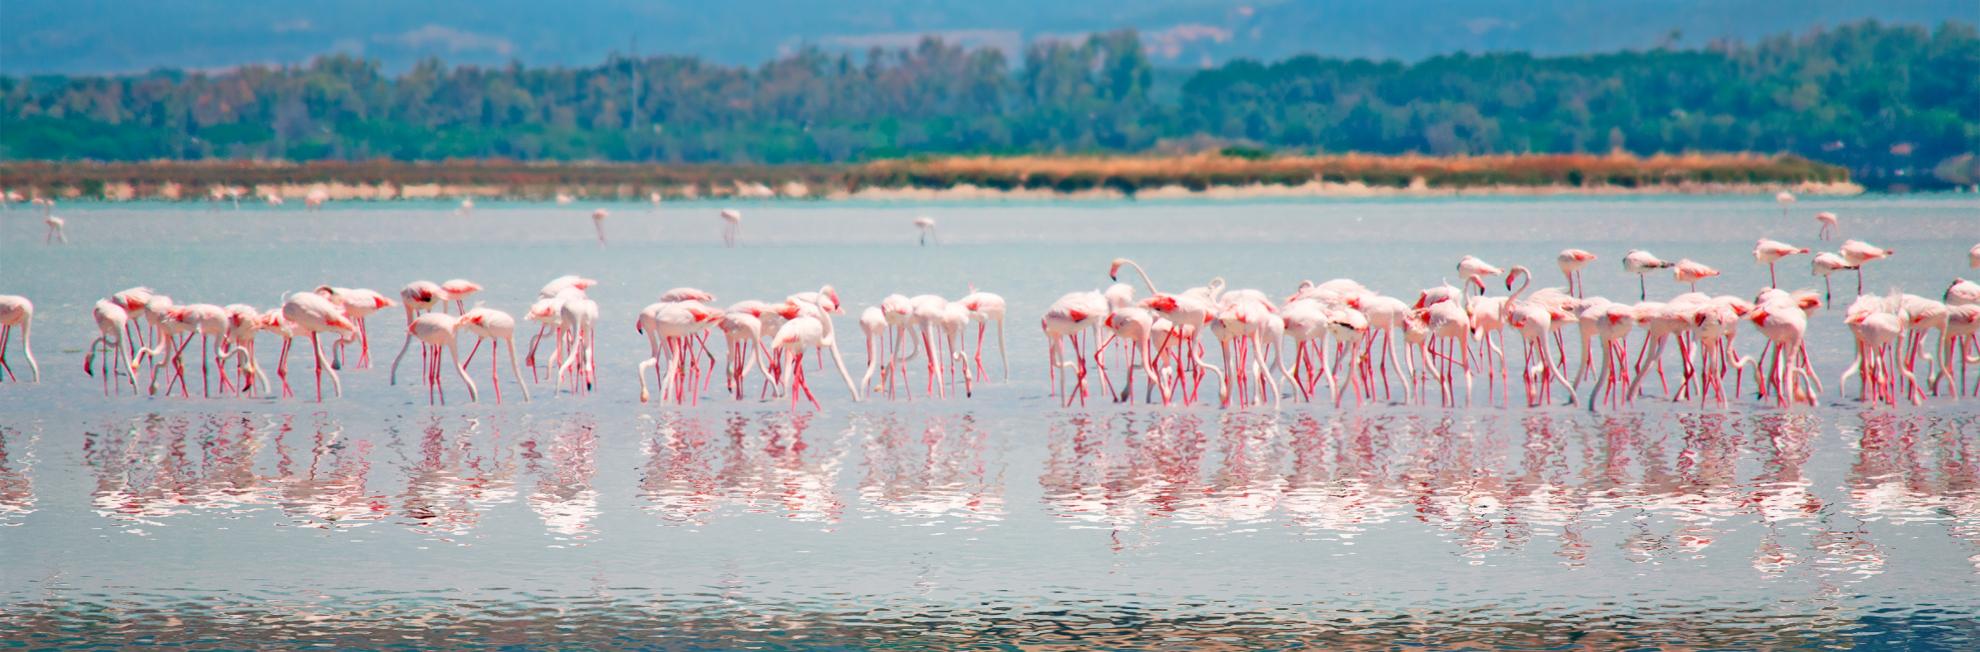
[1775,190,1795,218]
[719,209,742,247]
[281,292,357,401]
[1753,239,1809,287]
[1815,211,1839,240]
[458,307,529,403]
[410,312,477,404]
[457,198,475,215]
[43,215,66,244]
[555,193,575,205]
[1672,259,1720,292]
[1840,240,1894,294]
[0,295,37,383]
[636,299,723,404]
[1622,249,1674,300]
[1556,249,1596,297]
[591,209,608,246]
[914,217,937,246]
[305,187,329,211]
[265,194,285,207]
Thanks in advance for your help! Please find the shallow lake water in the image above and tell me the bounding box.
[2,195,1978,648]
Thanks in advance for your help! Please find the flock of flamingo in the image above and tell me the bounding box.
[5,196,1979,412]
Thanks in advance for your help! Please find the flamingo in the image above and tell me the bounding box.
[719,209,742,247]
[555,193,575,205]
[83,299,136,394]
[1775,191,1795,218]
[1043,292,1108,405]
[1457,255,1503,294]
[1839,240,1894,294]
[718,308,775,400]
[958,289,1008,380]
[636,300,723,404]
[1583,303,1638,411]
[0,295,38,383]
[389,280,449,384]
[1672,259,1720,292]
[1556,249,1596,298]
[457,198,475,215]
[1810,252,1856,303]
[458,307,529,403]
[440,279,482,313]
[305,187,329,210]
[315,286,395,369]
[1623,250,1675,300]
[914,217,937,246]
[1815,211,1839,241]
[410,312,477,404]
[281,292,357,401]
[0,297,37,382]
[768,300,861,408]
[592,209,608,246]
[43,215,66,244]
[1753,239,1810,288]
[557,296,599,395]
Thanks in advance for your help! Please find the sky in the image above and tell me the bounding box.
[2,0,1973,74]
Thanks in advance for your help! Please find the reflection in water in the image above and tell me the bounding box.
[1037,409,1980,575]
[639,412,850,527]
[270,415,388,530]
[0,423,34,527]
[857,413,1003,527]
[523,416,599,544]
[391,416,519,544]
[84,414,268,533]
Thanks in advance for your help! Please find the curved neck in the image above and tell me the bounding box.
[1123,260,1159,295]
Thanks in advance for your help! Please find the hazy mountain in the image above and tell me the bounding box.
[3,0,1972,74]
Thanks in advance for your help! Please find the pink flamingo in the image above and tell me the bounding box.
[1753,239,1809,288]
[591,209,608,246]
[410,312,477,405]
[1457,255,1503,294]
[719,209,742,247]
[958,289,1007,380]
[1672,259,1720,292]
[389,280,449,384]
[1815,211,1839,241]
[914,217,937,246]
[1556,249,1596,298]
[556,296,599,395]
[1840,240,1893,294]
[440,279,482,314]
[281,292,357,401]
[0,295,37,383]
[459,307,530,403]
[1810,252,1856,303]
[315,285,395,369]
[83,299,136,394]
[636,300,723,404]
[43,215,66,244]
[1622,250,1674,300]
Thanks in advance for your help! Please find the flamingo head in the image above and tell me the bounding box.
[1108,258,1127,281]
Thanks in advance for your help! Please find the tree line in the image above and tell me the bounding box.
[2,21,1973,187]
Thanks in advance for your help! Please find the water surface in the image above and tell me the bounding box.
[2,196,1978,648]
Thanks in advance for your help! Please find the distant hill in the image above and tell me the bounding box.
[3,0,1973,74]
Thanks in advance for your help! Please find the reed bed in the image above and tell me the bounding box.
[0,153,1849,200]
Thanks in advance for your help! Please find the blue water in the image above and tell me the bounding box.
[2,196,1978,649]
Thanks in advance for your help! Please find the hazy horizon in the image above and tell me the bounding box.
[3,0,1973,75]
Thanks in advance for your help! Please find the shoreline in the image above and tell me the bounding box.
[0,154,1863,202]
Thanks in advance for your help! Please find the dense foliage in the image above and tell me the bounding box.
[2,21,1973,187]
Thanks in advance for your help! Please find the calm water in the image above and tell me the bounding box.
[2,196,1978,649]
